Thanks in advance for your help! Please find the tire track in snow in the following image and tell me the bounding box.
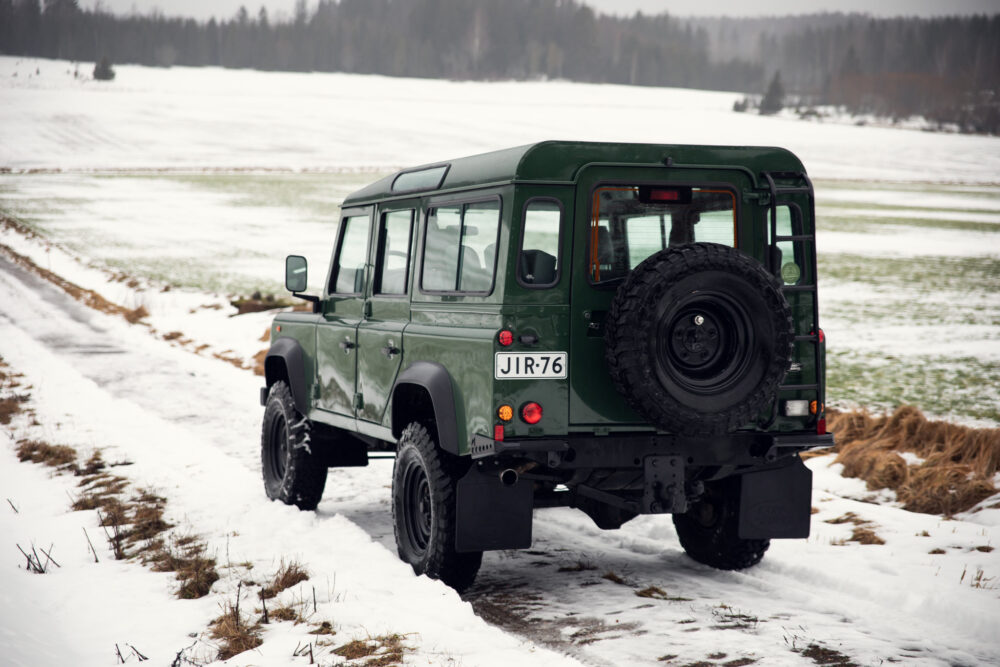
[2,250,997,666]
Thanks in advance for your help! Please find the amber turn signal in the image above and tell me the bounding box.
[497,404,513,421]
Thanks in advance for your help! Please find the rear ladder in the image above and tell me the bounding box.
[763,171,825,423]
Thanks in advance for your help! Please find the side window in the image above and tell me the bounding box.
[374,210,413,295]
[519,199,561,287]
[773,205,802,285]
[422,199,501,293]
[330,214,371,294]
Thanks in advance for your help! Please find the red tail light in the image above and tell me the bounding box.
[521,402,542,424]
[817,418,827,435]
[494,424,505,441]
[498,330,514,346]
[818,329,825,344]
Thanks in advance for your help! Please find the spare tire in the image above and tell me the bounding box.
[605,243,793,436]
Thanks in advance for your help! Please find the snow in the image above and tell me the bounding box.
[3,56,1000,184]
[2,55,1000,666]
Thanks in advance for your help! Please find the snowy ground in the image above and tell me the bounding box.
[2,56,999,666]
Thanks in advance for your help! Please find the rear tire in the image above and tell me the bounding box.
[261,381,327,510]
[673,476,769,570]
[392,422,482,592]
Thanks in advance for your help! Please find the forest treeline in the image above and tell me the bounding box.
[2,0,998,133]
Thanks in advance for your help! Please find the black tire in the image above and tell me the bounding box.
[673,476,769,570]
[606,243,793,436]
[261,380,327,510]
[391,422,482,592]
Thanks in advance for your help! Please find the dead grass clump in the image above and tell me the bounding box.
[310,620,336,635]
[896,466,996,516]
[601,571,626,585]
[268,604,300,622]
[827,406,1000,515]
[0,394,29,425]
[162,331,184,341]
[260,560,309,599]
[252,348,267,376]
[124,305,149,323]
[148,537,219,599]
[849,528,885,545]
[16,440,78,469]
[333,634,407,666]
[557,560,596,573]
[211,600,263,660]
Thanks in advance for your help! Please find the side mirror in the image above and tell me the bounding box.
[285,255,308,293]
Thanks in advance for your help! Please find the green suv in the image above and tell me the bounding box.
[260,141,833,591]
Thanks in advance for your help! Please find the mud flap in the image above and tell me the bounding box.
[455,464,533,552]
[738,456,812,539]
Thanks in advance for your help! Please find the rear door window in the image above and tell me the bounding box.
[589,186,736,283]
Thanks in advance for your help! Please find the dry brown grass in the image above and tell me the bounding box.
[333,634,407,666]
[147,536,219,599]
[210,600,263,660]
[0,394,29,425]
[0,239,149,325]
[16,440,78,468]
[252,348,267,376]
[261,560,309,599]
[601,571,626,585]
[828,406,1000,515]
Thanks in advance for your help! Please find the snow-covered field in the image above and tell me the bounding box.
[2,56,999,666]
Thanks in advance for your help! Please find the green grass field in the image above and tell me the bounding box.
[2,172,997,423]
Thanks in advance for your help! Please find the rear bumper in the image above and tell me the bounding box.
[470,430,834,468]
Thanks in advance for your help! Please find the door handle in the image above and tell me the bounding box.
[339,339,356,352]
[381,343,400,358]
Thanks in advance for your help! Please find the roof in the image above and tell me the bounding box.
[341,140,804,206]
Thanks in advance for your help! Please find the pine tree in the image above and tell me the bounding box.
[93,55,115,80]
[760,70,784,115]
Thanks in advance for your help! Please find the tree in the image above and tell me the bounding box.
[760,70,784,115]
[93,55,115,80]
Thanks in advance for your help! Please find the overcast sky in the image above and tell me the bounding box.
[89,0,998,22]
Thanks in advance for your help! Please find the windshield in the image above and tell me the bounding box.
[589,186,736,283]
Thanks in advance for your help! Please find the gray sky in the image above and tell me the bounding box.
[90,0,998,22]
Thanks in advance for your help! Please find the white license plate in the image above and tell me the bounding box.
[494,352,567,379]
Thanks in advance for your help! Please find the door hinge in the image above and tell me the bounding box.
[353,392,364,411]
[363,301,372,318]
[312,383,320,399]
[743,189,770,205]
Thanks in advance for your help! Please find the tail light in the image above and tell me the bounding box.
[521,402,543,424]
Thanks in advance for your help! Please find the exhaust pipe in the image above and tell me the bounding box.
[499,468,519,487]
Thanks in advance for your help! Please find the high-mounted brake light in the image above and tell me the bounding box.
[521,402,543,425]
[649,189,681,202]
[498,330,514,346]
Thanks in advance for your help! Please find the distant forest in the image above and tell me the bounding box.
[2,0,999,133]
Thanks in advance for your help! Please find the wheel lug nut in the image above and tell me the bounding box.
[694,315,705,326]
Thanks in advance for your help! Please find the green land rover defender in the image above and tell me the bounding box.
[260,141,833,591]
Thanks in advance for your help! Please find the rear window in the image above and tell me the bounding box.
[589,186,736,283]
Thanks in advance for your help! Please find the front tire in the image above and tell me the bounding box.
[392,422,482,592]
[261,380,327,510]
[673,476,769,570]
